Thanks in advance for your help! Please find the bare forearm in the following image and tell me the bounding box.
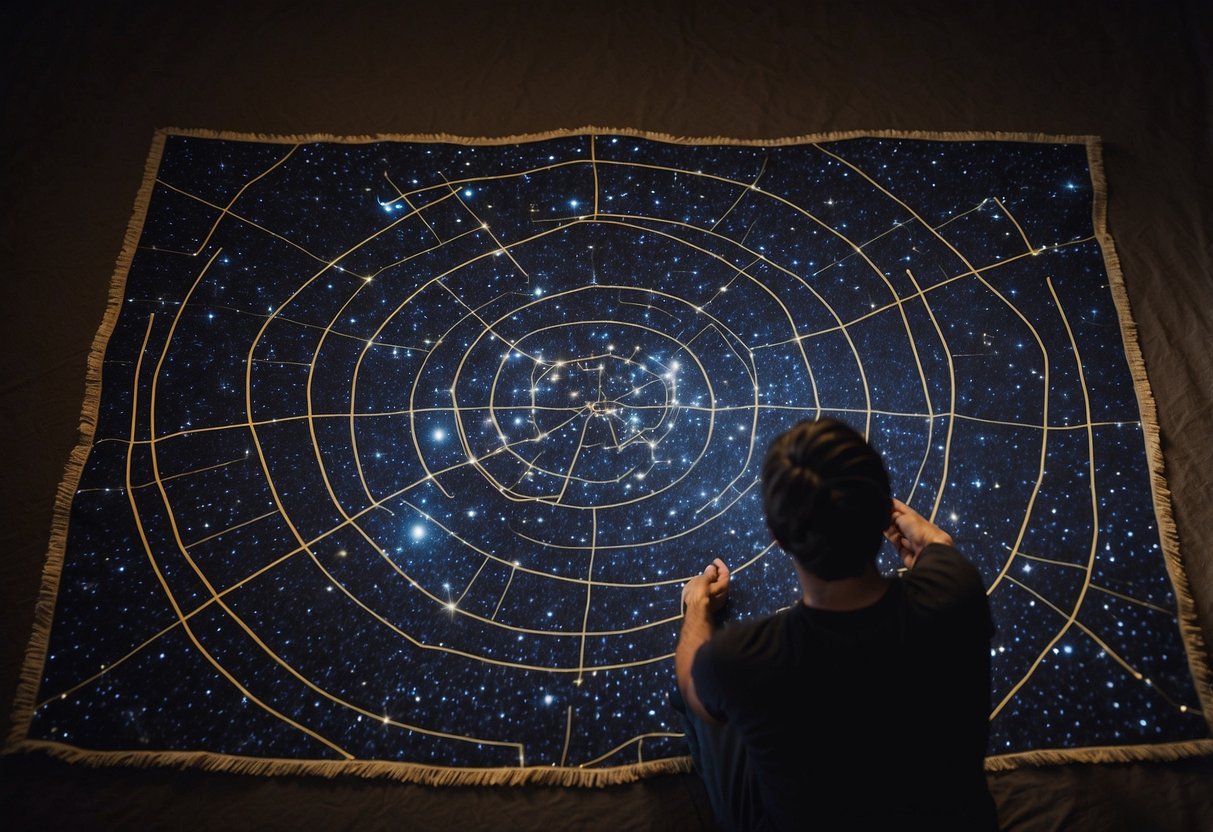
[675,562,729,722]
[888,498,954,569]
[675,597,715,719]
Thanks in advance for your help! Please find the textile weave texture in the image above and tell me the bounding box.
[9,129,1211,785]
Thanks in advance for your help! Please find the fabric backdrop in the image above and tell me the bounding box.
[8,128,1210,786]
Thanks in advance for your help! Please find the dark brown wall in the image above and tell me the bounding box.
[3,2,1211,828]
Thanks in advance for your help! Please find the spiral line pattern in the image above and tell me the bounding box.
[26,131,1207,773]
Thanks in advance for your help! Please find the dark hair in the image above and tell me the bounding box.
[761,418,892,580]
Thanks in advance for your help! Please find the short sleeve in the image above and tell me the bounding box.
[689,639,731,722]
[906,544,994,637]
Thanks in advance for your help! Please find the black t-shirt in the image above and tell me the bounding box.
[691,544,997,831]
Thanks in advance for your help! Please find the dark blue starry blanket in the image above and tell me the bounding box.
[10,129,1210,784]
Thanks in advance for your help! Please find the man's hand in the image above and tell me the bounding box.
[884,499,953,569]
[681,557,730,615]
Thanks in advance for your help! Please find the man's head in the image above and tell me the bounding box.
[761,418,892,580]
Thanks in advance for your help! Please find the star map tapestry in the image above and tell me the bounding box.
[9,129,1212,785]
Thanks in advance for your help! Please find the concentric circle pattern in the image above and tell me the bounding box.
[29,131,1208,774]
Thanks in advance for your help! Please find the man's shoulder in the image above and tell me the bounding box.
[693,607,799,703]
[704,605,798,662]
[908,544,985,592]
[903,543,993,629]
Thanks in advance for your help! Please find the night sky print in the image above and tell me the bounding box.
[19,130,1209,777]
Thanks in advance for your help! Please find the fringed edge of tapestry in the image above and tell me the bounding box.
[1085,138,1213,741]
[5,130,170,752]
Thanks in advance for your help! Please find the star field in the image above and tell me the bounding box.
[22,131,1209,773]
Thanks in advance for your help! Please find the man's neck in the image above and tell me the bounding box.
[796,561,889,611]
